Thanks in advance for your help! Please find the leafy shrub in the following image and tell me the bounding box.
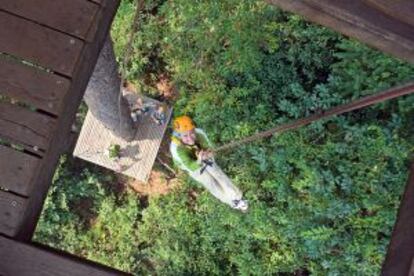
[35,157,143,272]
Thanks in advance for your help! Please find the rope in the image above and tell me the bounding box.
[118,0,144,135]
[119,0,144,78]
[213,81,414,153]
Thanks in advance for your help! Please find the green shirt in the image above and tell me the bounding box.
[170,128,212,172]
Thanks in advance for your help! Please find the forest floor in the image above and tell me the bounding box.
[128,138,180,196]
[128,170,180,196]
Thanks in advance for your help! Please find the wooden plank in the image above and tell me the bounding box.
[0,190,26,237]
[0,57,70,115]
[15,0,121,241]
[364,0,414,27]
[0,145,40,196]
[382,162,414,276]
[267,0,414,64]
[0,235,130,276]
[0,11,84,76]
[74,94,172,183]
[313,1,414,43]
[0,0,99,39]
[0,102,56,152]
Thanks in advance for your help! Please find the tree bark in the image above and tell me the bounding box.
[84,36,136,141]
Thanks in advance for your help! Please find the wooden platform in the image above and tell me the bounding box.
[0,235,129,276]
[0,0,120,242]
[74,94,172,182]
[0,0,130,274]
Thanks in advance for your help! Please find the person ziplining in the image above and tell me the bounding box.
[170,116,249,212]
[168,82,414,211]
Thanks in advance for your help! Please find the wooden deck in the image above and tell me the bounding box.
[0,0,130,274]
[74,93,172,182]
[0,235,128,276]
[267,0,414,63]
[0,0,118,242]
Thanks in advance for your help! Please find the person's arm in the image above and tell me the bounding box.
[196,128,213,149]
[176,146,202,172]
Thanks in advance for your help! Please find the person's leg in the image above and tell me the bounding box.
[189,168,237,207]
[205,163,248,211]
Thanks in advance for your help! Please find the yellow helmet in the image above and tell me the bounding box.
[173,115,195,133]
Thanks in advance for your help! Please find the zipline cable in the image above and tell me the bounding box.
[213,81,414,153]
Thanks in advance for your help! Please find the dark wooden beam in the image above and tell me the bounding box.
[0,235,130,276]
[14,0,120,241]
[266,0,414,64]
[382,162,414,275]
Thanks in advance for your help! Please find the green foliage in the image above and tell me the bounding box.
[132,124,410,275]
[108,144,121,159]
[37,0,414,275]
[34,157,143,272]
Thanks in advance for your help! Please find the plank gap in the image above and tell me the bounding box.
[0,137,45,159]
[0,187,30,200]
[0,102,57,153]
[0,54,71,115]
[0,52,52,74]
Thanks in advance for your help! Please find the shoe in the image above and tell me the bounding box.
[232,199,248,212]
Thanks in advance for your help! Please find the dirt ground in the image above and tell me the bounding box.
[128,169,181,196]
[128,128,183,196]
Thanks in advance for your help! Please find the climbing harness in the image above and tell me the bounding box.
[200,158,214,175]
[213,81,414,153]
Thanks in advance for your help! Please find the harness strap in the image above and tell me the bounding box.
[200,158,214,175]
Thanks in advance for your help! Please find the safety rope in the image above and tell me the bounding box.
[118,0,144,135]
[119,0,143,79]
[213,81,414,153]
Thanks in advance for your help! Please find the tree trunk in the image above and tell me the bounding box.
[84,36,136,141]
